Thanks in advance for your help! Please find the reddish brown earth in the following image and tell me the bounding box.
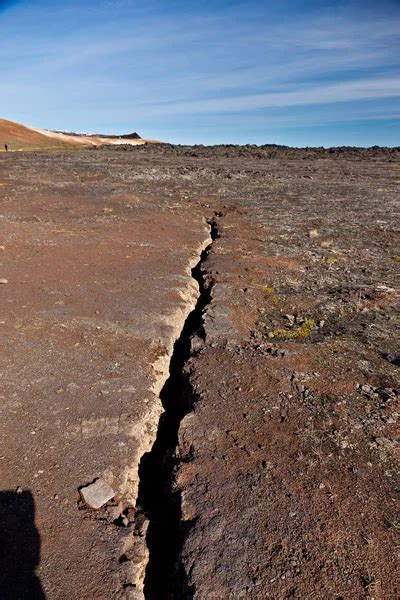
[0,119,84,151]
[0,146,399,599]
[0,151,210,598]
[0,118,150,152]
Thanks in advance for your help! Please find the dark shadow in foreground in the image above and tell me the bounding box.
[0,490,45,599]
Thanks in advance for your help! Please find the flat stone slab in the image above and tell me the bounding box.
[80,478,115,509]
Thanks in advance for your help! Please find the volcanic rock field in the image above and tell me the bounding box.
[0,144,399,599]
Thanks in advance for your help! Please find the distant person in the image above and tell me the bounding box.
[4,143,9,152]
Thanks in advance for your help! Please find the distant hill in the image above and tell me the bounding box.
[0,118,154,151]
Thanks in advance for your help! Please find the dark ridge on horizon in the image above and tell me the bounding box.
[51,130,141,140]
[94,142,400,159]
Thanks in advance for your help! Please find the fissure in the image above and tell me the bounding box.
[135,214,221,599]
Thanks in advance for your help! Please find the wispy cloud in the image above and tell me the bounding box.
[134,77,400,117]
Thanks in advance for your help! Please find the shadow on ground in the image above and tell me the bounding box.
[0,490,45,599]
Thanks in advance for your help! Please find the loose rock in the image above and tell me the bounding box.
[80,478,115,509]
[383,351,400,366]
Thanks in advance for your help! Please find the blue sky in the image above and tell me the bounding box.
[0,0,399,145]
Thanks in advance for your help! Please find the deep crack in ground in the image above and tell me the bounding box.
[136,214,220,600]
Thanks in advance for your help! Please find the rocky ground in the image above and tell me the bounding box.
[0,145,399,599]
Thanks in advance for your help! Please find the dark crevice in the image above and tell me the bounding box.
[135,215,221,600]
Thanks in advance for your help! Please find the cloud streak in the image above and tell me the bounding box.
[135,77,400,117]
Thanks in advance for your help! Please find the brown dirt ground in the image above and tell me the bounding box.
[0,145,399,599]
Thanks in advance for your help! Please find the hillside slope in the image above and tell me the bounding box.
[0,118,83,151]
[0,118,149,151]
